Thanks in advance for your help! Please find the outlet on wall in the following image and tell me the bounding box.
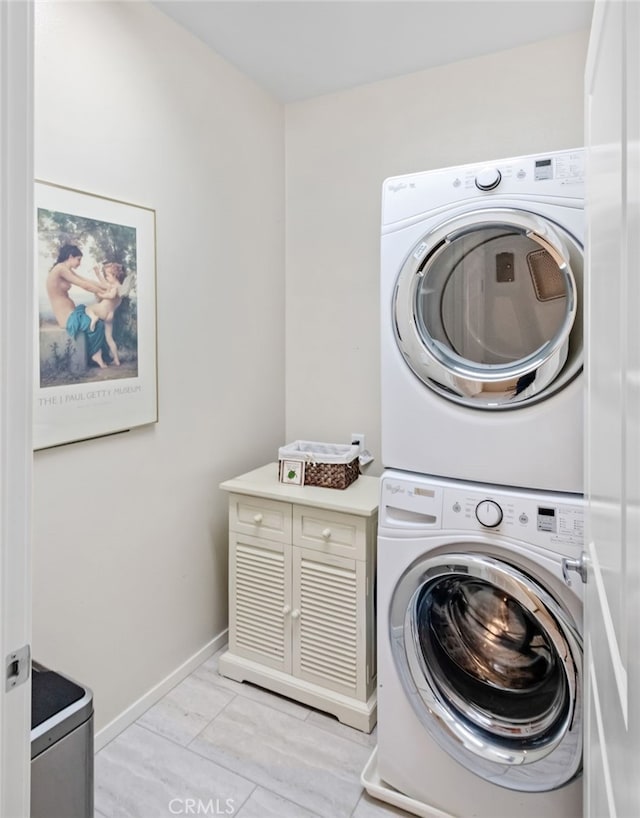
[351,433,365,451]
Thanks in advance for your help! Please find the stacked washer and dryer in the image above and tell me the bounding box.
[363,150,586,818]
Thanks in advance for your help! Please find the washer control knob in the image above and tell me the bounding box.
[475,500,503,528]
[475,167,502,191]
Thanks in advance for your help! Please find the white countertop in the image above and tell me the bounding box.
[220,462,379,517]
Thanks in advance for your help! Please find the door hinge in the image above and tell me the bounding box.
[562,553,587,586]
[5,644,30,692]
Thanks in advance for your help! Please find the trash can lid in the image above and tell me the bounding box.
[32,668,86,730]
[31,663,93,759]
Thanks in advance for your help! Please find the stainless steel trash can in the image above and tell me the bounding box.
[31,661,94,818]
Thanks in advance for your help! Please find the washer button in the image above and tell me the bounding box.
[475,500,503,528]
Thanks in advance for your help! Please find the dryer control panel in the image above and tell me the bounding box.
[382,148,585,226]
[380,471,584,556]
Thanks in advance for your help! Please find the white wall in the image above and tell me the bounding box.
[32,4,588,737]
[285,30,589,474]
[33,1,285,732]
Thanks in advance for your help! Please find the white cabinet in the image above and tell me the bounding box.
[219,463,379,732]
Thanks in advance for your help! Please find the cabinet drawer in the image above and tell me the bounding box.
[292,506,367,560]
[229,494,292,543]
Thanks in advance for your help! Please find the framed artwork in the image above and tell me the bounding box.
[34,181,158,449]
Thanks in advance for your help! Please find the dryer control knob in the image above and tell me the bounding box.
[475,500,503,528]
[475,167,502,191]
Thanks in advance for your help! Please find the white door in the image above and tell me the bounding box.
[0,1,33,815]
[584,1,640,815]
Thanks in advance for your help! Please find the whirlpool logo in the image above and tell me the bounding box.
[387,181,416,193]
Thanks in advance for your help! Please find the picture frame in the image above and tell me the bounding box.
[34,181,158,449]
[279,459,305,486]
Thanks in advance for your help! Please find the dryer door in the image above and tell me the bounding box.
[389,551,582,792]
[393,208,583,408]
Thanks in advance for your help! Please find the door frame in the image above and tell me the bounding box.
[0,1,33,815]
[584,1,640,816]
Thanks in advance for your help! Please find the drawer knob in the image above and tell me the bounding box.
[253,513,263,524]
[321,528,332,540]
[282,605,291,615]
[291,609,301,620]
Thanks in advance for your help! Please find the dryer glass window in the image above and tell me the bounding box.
[392,209,583,408]
[415,226,570,366]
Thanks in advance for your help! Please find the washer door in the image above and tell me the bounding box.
[393,208,583,408]
[389,552,582,792]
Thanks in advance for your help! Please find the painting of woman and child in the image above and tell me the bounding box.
[38,208,139,386]
[34,182,157,450]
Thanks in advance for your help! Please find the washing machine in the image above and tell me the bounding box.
[366,469,584,818]
[381,149,585,493]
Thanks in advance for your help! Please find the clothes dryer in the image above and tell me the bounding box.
[365,470,584,818]
[381,149,584,492]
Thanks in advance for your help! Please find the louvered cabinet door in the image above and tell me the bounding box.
[291,546,367,700]
[228,532,292,673]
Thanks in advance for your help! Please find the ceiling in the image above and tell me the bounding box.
[153,1,594,103]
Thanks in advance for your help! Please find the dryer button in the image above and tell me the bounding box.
[475,167,502,191]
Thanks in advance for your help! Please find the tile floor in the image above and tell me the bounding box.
[94,648,413,818]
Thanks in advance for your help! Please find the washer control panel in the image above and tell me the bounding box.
[380,472,584,553]
[475,499,503,527]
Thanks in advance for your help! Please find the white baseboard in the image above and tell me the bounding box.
[94,630,228,752]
